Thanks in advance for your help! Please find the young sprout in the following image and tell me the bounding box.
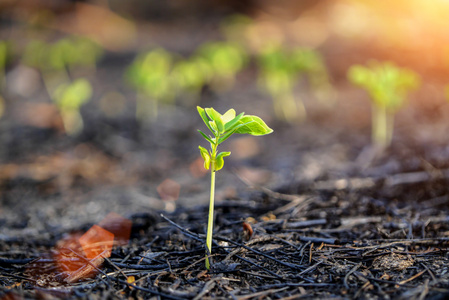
[171,56,213,105]
[291,47,334,107]
[197,106,273,269]
[348,61,420,149]
[22,37,102,100]
[0,40,11,90]
[257,45,332,123]
[53,78,92,135]
[22,40,67,96]
[66,37,103,75]
[257,44,302,123]
[0,40,8,118]
[125,48,174,121]
[196,41,248,91]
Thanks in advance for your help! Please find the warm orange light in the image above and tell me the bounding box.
[53,219,124,283]
[78,225,114,260]
[54,232,84,274]
[329,0,449,77]
[97,212,132,246]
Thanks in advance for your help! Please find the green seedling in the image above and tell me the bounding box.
[257,45,332,123]
[125,48,174,121]
[291,47,334,106]
[348,61,420,149]
[23,40,70,101]
[196,41,248,91]
[65,37,103,74]
[0,40,8,117]
[0,40,12,90]
[53,78,92,135]
[197,106,273,269]
[257,45,302,123]
[171,56,213,105]
[22,37,102,100]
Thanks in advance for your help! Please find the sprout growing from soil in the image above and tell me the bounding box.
[196,41,248,91]
[53,78,92,135]
[0,40,12,90]
[22,37,102,100]
[257,45,331,123]
[171,56,213,105]
[348,61,420,149]
[125,48,175,121]
[197,106,273,269]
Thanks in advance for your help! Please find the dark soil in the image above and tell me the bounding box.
[1,2,449,299]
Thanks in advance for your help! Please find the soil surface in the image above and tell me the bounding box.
[1,2,449,299]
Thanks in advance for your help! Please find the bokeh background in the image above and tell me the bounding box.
[1,0,449,234]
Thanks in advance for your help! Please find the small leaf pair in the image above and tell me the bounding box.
[198,106,272,145]
[198,146,230,171]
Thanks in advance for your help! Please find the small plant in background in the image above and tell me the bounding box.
[171,56,213,105]
[197,106,273,269]
[22,37,102,99]
[257,45,332,123]
[257,44,303,123]
[64,37,103,75]
[0,40,13,91]
[348,61,420,149]
[53,78,92,135]
[291,47,334,107]
[0,40,13,117]
[125,48,174,122]
[196,41,248,92]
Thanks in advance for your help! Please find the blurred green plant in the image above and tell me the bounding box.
[53,78,92,135]
[258,45,301,123]
[66,37,103,74]
[0,40,13,91]
[196,41,248,91]
[0,95,4,119]
[197,106,273,269]
[22,37,102,99]
[348,61,420,149]
[291,47,334,106]
[257,45,332,123]
[125,48,175,121]
[171,56,213,105]
[0,41,7,90]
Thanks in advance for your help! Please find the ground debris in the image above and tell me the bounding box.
[1,185,449,299]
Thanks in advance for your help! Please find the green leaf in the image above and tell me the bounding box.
[235,115,273,136]
[53,78,92,110]
[209,120,218,133]
[218,121,250,144]
[222,109,236,123]
[198,146,211,170]
[205,107,224,134]
[215,151,231,171]
[197,106,214,133]
[198,130,214,145]
[218,128,237,144]
[224,112,244,131]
